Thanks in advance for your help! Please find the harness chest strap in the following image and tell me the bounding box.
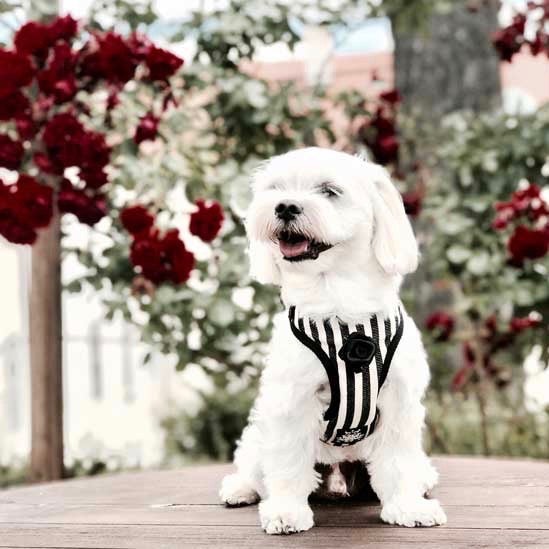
[288,306,404,447]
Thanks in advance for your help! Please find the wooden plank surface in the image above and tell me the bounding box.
[1,456,548,548]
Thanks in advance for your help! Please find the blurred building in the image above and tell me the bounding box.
[248,25,549,113]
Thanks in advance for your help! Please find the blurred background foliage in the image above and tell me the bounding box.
[85,0,549,462]
[1,0,548,477]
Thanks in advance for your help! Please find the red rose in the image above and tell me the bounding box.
[81,32,138,84]
[189,199,224,242]
[14,21,52,59]
[144,45,183,81]
[58,182,107,226]
[78,131,111,175]
[127,33,151,61]
[0,91,30,122]
[16,115,36,140]
[162,229,195,283]
[0,175,53,245]
[129,227,194,285]
[0,218,37,244]
[402,190,422,217]
[48,15,78,44]
[491,27,522,62]
[0,181,29,244]
[80,169,108,189]
[38,43,78,104]
[508,225,549,263]
[379,89,401,105]
[370,109,396,135]
[509,316,541,333]
[43,112,85,171]
[371,134,399,165]
[451,365,472,392]
[425,311,455,341]
[130,232,164,283]
[134,112,160,144]
[43,113,110,175]
[0,135,24,170]
[0,49,35,98]
[14,174,53,228]
[120,205,155,235]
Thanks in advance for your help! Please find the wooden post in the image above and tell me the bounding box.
[29,212,64,481]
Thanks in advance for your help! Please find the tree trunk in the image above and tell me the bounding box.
[29,212,63,482]
[392,0,502,119]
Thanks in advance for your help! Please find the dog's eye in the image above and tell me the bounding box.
[321,186,340,198]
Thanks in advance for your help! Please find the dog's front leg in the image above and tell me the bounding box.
[367,401,447,528]
[257,386,320,535]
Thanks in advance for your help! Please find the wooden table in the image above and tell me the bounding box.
[1,456,548,548]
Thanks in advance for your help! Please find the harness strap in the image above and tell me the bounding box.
[288,306,405,446]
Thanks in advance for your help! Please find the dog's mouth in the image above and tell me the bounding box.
[276,230,332,262]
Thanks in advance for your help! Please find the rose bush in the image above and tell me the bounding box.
[0,14,189,257]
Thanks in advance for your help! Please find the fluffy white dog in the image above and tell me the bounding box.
[219,147,446,534]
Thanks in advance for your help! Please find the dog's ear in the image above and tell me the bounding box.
[248,239,281,286]
[369,166,418,276]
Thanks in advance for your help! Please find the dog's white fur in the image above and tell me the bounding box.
[220,147,446,534]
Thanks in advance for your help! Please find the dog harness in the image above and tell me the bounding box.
[288,306,404,447]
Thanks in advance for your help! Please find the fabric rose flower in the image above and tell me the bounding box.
[0,135,24,170]
[338,332,377,372]
[189,199,224,242]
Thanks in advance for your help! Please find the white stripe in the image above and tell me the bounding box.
[302,316,313,339]
[366,360,378,425]
[330,318,347,441]
[350,323,363,429]
[382,316,391,358]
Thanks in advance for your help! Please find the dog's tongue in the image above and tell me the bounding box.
[279,239,309,258]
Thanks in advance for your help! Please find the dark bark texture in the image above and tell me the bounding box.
[392,0,502,119]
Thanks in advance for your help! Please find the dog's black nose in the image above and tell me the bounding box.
[275,202,302,222]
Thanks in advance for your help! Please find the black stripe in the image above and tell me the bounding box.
[355,323,371,428]
[380,308,404,388]
[322,318,339,441]
[384,317,391,348]
[339,323,355,431]
[370,315,384,385]
[287,308,340,424]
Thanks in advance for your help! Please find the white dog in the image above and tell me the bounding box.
[219,147,446,534]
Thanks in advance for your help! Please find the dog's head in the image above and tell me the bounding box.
[246,147,418,286]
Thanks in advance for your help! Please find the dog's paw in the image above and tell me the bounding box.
[220,474,259,506]
[421,463,439,495]
[259,497,314,535]
[381,497,447,528]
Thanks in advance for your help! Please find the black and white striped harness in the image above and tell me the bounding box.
[288,306,404,447]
